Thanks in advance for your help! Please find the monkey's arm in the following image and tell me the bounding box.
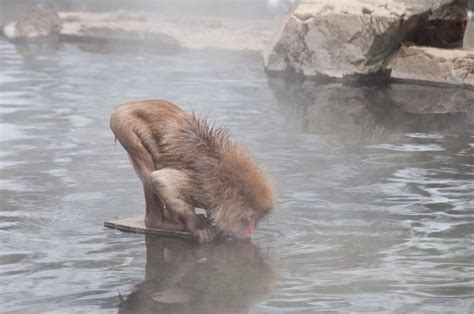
[149,168,215,242]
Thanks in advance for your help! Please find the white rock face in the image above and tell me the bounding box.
[3,9,274,53]
[389,46,474,87]
[263,0,469,80]
[58,12,273,52]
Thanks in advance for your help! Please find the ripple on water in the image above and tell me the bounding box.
[0,123,27,142]
[369,143,445,152]
[0,179,30,191]
[405,133,445,139]
[1,37,473,313]
[0,160,26,169]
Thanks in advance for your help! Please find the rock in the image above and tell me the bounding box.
[3,9,274,54]
[3,5,62,40]
[466,19,474,49]
[57,12,181,53]
[389,46,474,87]
[60,25,182,54]
[263,0,469,80]
[404,0,469,48]
[58,11,272,52]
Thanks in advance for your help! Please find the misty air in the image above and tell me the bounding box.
[1,0,473,313]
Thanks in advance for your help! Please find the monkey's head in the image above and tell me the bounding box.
[210,148,277,238]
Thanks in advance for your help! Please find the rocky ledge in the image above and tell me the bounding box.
[2,7,274,53]
[389,45,474,87]
[3,2,473,88]
[263,0,472,87]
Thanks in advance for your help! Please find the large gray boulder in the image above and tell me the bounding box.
[263,0,469,80]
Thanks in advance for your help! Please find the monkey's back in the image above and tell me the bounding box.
[111,99,275,211]
[111,99,230,171]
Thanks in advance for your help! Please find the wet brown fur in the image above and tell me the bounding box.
[110,99,277,241]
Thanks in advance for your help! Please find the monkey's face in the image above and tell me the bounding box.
[213,148,277,238]
[213,206,260,238]
[211,192,272,239]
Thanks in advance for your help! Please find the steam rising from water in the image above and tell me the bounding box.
[0,1,473,312]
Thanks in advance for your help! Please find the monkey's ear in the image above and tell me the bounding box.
[225,189,237,201]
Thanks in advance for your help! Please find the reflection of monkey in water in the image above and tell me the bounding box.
[110,100,277,242]
[118,236,275,313]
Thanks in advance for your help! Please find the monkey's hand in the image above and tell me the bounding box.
[191,214,217,243]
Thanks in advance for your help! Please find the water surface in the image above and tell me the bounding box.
[1,38,473,313]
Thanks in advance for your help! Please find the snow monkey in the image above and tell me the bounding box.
[110,100,277,242]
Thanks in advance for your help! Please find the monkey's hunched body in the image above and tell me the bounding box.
[110,100,276,242]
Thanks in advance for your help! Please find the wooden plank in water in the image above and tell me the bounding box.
[104,216,197,241]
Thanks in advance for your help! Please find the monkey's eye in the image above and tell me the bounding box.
[240,217,249,226]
